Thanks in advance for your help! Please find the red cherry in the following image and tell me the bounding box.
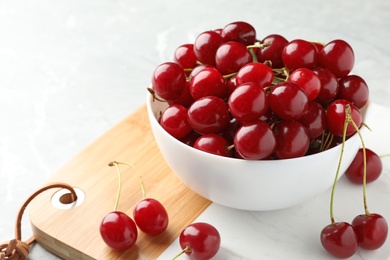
[194,31,224,65]
[337,75,369,109]
[273,121,310,159]
[234,120,277,160]
[194,133,231,157]
[215,41,252,75]
[235,62,274,88]
[228,82,268,122]
[133,198,169,236]
[268,82,309,121]
[256,34,289,68]
[313,68,339,105]
[352,213,388,250]
[298,101,327,138]
[159,104,193,139]
[174,43,197,70]
[187,96,230,134]
[189,66,227,100]
[221,21,256,45]
[319,39,354,78]
[179,222,221,260]
[100,211,138,251]
[152,62,186,101]
[320,222,358,258]
[326,99,362,137]
[345,148,383,184]
[167,81,195,108]
[282,39,319,71]
[288,68,321,101]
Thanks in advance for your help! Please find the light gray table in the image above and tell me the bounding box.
[1,1,389,259]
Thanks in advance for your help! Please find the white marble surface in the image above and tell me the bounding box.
[0,0,389,259]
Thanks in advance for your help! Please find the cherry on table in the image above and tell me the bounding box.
[352,213,388,250]
[174,222,221,260]
[320,221,358,258]
[345,148,383,184]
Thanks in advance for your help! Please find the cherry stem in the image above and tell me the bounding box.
[147,87,166,102]
[108,161,122,211]
[111,161,146,198]
[349,118,370,216]
[171,245,191,260]
[380,154,390,158]
[329,105,351,224]
[222,72,237,79]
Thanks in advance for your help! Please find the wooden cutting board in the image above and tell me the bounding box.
[29,104,212,259]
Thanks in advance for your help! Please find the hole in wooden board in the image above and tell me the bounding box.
[51,187,85,209]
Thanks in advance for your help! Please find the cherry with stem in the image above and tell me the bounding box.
[320,105,358,259]
[99,162,138,251]
[111,161,169,236]
[347,120,388,250]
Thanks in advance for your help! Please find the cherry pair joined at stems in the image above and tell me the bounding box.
[320,105,388,258]
[99,161,169,251]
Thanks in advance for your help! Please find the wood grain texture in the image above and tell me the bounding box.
[29,105,211,259]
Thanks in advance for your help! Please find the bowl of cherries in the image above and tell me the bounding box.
[146,21,370,211]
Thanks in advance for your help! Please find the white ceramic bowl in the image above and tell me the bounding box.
[146,92,369,211]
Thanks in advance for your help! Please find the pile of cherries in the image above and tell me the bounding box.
[150,21,388,258]
[151,21,369,160]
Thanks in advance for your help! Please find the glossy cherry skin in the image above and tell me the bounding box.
[221,21,256,45]
[159,104,192,139]
[321,222,358,258]
[234,120,277,160]
[313,68,339,105]
[100,211,138,251]
[235,62,274,88]
[345,148,382,184]
[268,82,309,121]
[326,99,362,137]
[298,101,327,138]
[194,133,231,157]
[215,41,252,75]
[133,198,169,236]
[288,68,321,101]
[152,62,186,101]
[187,96,230,134]
[337,75,369,109]
[179,222,221,260]
[273,121,310,159]
[319,39,354,78]
[257,34,289,68]
[194,31,224,65]
[189,66,227,100]
[228,82,268,122]
[352,213,388,250]
[282,39,319,71]
[174,43,197,70]
[167,81,195,108]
